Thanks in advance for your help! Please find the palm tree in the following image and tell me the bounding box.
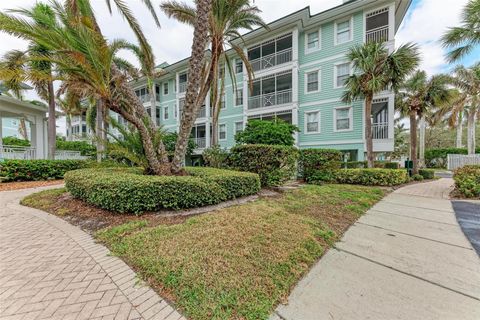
[397,71,451,174]
[161,0,266,146]
[57,94,83,141]
[0,3,58,159]
[342,41,420,168]
[441,0,480,63]
[433,89,466,148]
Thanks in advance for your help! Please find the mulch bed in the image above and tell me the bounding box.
[0,180,64,192]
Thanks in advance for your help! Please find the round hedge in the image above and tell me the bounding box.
[64,167,261,214]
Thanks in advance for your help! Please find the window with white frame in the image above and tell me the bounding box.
[234,121,243,135]
[163,106,169,120]
[336,18,352,44]
[219,124,226,140]
[235,88,243,106]
[306,30,320,52]
[306,70,320,93]
[235,59,242,73]
[163,82,168,95]
[305,111,320,133]
[220,93,226,109]
[335,107,352,131]
[174,103,178,118]
[335,63,350,88]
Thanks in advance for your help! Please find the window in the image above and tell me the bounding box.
[234,121,243,135]
[306,70,320,93]
[235,88,243,106]
[220,93,226,109]
[163,82,168,95]
[335,63,350,88]
[335,107,352,131]
[306,30,320,52]
[156,107,160,125]
[219,124,226,140]
[235,59,242,73]
[305,111,320,133]
[336,18,352,44]
[163,106,169,120]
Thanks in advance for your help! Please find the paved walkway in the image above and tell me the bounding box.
[271,178,480,320]
[0,187,184,320]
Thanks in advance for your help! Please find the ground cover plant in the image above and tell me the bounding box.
[453,165,480,198]
[0,159,86,182]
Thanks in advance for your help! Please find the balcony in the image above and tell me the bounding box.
[366,26,389,43]
[198,105,207,118]
[248,89,292,110]
[372,122,389,139]
[250,48,292,72]
[193,137,206,149]
[1,145,36,160]
[179,82,187,93]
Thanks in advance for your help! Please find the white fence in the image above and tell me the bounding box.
[1,145,88,160]
[447,154,480,170]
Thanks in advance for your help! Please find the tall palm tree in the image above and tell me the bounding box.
[397,71,451,174]
[342,41,420,168]
[433,89,466,148]
[441,0,480,63]
[0,3,58,159]
[161,0,266,146]
[57,94,83,141]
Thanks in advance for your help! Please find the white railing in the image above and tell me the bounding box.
[193,137,206,149]
[137,94,151,104]
[248,89,292,110]
[366,26,389,43]
[55,150,89,160]
[179,82,187,93]
[1,145,36,160]
[373,123,389,139]
[447,154,480,170]
[197,106,207,118]
[250,48,292,72]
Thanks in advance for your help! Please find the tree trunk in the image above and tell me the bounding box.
[467,110,476,155]
[66,115,72,141]
[47,80,56,160]
[410,111,418,175]
[418,116,425,168]
[171,0,213,173]
[456,111,463,148]
[19,118,28,141]
[365,95,374,168]
[96,100,104,163]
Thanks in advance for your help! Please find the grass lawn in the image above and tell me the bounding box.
[22,184,385,320]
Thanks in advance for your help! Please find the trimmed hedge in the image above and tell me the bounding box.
[419,169,435,180]
[308,168,409,186]
[340,161,399,169]
[56,139,96,157]
[2,136,30,147]
[0,159,86,182]
[299,149,342,181]
[65,167,261,213]
[228,144,298,187]
[453,165,480,198]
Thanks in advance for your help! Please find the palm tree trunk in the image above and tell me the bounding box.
[365,95,374,168]
[410,111,418,175]
[96,100,104,162]
[66,115,72,141]
[467,110,476,155]
[171,0,213,174]
[47,80,56,160]
[456,111,463,148]
[418,116,426,168]
[19,118,28,141]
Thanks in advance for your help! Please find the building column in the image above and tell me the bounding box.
[292,105,299,147]
[205,90,211,148]
[0,112,3,150]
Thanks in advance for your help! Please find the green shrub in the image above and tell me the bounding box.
[56,139,96,156]
[65,167,261,213]
[342,161,367,168]
[235,119,299,146]
[412,174,424,181]
[299,149,342,182]
[453,165,480,198]
[339,161,398,169]
[0,159,86,182]
[308,169,409,186]
[228,144,298,187]
[384,162,400,169]
[425,148,480,168]
[419,169,435,179]
[202,145,229,168]
[2,136,30,147]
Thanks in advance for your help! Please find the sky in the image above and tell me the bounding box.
[0,0,478,135]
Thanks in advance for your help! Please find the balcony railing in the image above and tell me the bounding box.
[179,82,187,93]
[366,26,389,43]
[1,145,36,160]
[372,122,389,139]
[55,150,88,160]
[136,94,151,104]
[198,106,206,118]
[193,137,206,149]
[248,89,292,110]
[250,48,292,72]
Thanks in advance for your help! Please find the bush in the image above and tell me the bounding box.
[384,162,400,169]
[308,168,409,186]
[425,148,480,168]
[228,144,298,187]
[65,167,261,213]
[202,145,229,168]
[419,169,435,180]
[453,165,480,198]
[56,139,96,156]
[2,136,30,147]
[412,174,424,181]
[339,161,399,169]
[299,149,342,181]
[235,119,299,146]
[0,159,86,182]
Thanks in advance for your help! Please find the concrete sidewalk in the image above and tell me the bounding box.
[271,179,480,320]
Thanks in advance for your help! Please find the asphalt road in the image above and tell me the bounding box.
[452,201,480,256]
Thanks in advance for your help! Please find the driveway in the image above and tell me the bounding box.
[271,178,480,320]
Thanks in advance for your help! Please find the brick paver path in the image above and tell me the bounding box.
[0,187,185,320]
[395,177,454,199]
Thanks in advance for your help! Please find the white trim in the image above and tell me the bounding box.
[334,16,354,46]
[333,61,352,89]
[304,110,321,134]
[304,68,321,94]
[160,98,176,105]
[299,53,345,69]
[218,113,244,120]
[304,27,321,54]
[218,123,227,141]
[299,139,364,146]
[163,82,169,96]
[333,106,353,132]
[299,98,339,108]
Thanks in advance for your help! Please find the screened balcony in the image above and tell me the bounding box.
[372,98,389,139]
[366,8,390,43]
[179,72,188,93]
[248,34,293,72]
[190,124,207,149]
[248,71,292,110]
